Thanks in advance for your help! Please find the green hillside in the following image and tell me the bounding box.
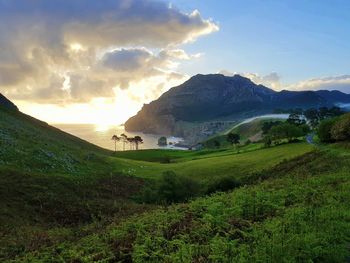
[13,144,350,262]
[2,107,350,262]
[0,108,152,260]
[204,118,282,148]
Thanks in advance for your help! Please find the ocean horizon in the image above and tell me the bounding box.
[52,123,186,151]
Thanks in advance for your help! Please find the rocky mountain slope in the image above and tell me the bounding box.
[125,74,350,138]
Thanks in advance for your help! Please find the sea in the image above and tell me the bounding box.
[53,123,186,151]
[53,114,290,152]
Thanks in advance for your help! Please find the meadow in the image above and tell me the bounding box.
[11,144,350,262]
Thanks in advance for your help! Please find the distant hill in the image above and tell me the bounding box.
[0,93,18,111]
[125,74,350,137]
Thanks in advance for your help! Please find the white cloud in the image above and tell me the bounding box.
[0,0,218,104]
[287,75,350,93]
[219,70,281,90]
[219,70,350,94]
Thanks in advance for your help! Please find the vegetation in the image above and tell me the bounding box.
[318,113,350,143]
[2,106,350,262]
[204,118,285,149]
[14,145,350,262]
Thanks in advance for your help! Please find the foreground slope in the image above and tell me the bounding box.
[0,107,150,260]
[15,144,350,262]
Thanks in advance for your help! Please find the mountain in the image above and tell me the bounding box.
[125,74,350,137]
[315,90,350,104]
[0,93,18,111]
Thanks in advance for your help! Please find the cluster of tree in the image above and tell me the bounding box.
[111,133,143,151]
[318,113,350,143]
[268,123,309,145]
[304,107,344,128]
[275,107,343,128]
[262,121,283,135]
[262,120,310,147]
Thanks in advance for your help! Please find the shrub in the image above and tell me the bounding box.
[140,171,201,204]
[206,176,241,194]
[331,113,350,141]
[158,171,201,203]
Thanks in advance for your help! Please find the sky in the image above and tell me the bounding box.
[0,0,350,125]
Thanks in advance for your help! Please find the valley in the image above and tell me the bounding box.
[1,101,350,262]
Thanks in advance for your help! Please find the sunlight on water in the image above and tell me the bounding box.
[94,123,113,132]
[53,123,186,151]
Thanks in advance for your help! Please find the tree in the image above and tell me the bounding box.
[134,136,143,150]
[317,118,337,143]
[269,123,304,143]
[262,121,282,135]
[227,133,240,145]
[111,135,120,152]
[120,133,128,151]
[287,113,306,126]
[263,135,272,147]
[304,108,319,128]
[213,140,221,148]
[227,133,240,152]
[127,137,134,150]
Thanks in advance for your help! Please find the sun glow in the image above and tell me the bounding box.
[15,93,141,126]
[70,43,84,52]
[13,75,186,127]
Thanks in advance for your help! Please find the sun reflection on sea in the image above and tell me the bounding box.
[94,123,114,132]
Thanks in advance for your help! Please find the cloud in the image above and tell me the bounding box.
[0,0,218,103]
[287,75,350,93]
[64,47,191,101]
[219,70,281,90]
[219,70,350,94]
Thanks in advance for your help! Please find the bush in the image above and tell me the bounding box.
[206,176,241,194]
[317,118,337,143]
[331,113,350,141]
[141,171,201,204]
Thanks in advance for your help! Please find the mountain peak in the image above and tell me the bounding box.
[0,94,18,111]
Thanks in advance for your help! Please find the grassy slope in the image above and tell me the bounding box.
[0,107,317,261]
[17,144,350,262]
[0,108,152,259]
[204,118,282,148]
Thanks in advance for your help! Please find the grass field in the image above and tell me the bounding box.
[13,144,350,262]
[112,143,313,183]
